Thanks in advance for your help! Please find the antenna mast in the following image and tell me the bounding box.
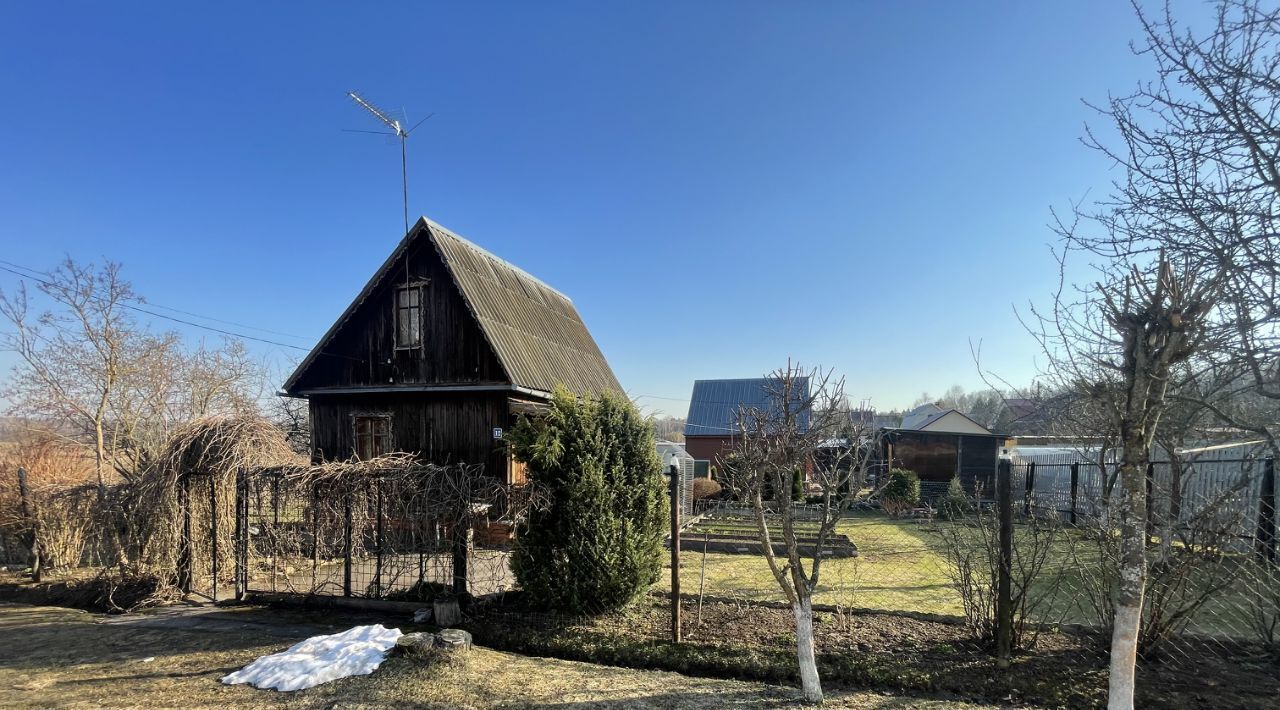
[346,91,431,235]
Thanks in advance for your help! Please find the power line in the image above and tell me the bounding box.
[0,263,365,363]
[0,259,309,341]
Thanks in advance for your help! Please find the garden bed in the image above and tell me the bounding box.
[683,518,858,558]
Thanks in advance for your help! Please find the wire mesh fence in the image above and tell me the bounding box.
[4,449,1278,705]
[170,462,523,604]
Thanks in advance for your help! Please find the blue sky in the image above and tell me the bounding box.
[0,1,1212,417]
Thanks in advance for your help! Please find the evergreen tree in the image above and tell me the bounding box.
[507,387,667,613]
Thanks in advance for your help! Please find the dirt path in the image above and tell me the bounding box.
[0,603,991,709]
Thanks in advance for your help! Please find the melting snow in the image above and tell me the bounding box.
[221,624,402,692]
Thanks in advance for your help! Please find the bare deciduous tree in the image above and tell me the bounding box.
[0,258,269,489]
[1029,253,1218,708]
[720,363,880,703]
[1067,0,1280,461]
[0,260,148,495]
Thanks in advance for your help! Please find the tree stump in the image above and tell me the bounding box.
[394,632,437,657]
[433,598,461,627]
[435,628,472,654]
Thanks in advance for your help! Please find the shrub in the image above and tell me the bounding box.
[791,467,805,502]
[691,477,722,501]
[935,507,1068,651]
[507,387,667,614]
[936,477,971,521]
[880,468,920,516]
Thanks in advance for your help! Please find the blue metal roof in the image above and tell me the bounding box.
[684,377,811,436]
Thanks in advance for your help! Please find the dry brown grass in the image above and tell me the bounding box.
[0,603,992,709]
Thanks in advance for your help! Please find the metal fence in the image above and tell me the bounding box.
[175,465,519,604]
[467,455,1280,706]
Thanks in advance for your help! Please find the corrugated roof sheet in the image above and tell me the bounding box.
[427,221,622,396]
[684,377,810,436]
[283,217,621,398]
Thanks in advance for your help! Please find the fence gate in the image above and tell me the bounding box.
[177,470,249,603]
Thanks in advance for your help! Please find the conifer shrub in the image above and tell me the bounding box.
[936,477,971,520]
[880,468,921,516]
[507,387,667,613]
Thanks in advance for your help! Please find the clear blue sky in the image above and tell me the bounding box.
[0,1,1213,417]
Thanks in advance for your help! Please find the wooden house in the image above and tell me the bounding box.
[683,377,811,475]
[282,217,621,483]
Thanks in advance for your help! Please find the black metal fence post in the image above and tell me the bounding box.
[1023,461,1036,516]
[670,462,682,643]
[234,468,247,602]
[1069,462,1079,526]
[1257,457,1277,563]
[995,459,1013,669]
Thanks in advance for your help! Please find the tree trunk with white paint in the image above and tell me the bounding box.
[793,596,822,704]
[1108,460,1147,710]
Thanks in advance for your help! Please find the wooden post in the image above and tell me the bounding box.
[452,467,470,597]
[1023,461,1036,516]
[16,467,41,582]
[995,459,1013,669]
[343,493,353,597]
[1069,462,1079,526]
[374,478,384,598]
[670,462,681,643]
[1257,457,1277,563]
[210,475,219,603]
[310,487,320,592]
[271,474,279,594]
[177,473,191,592]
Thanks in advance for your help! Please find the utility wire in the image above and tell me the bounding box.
[0,262,364,364]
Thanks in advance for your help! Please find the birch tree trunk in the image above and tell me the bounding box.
[793,595,822,703]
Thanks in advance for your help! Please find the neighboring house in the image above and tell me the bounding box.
[282,217,621,484]
[682,377,811,475]
[882,402,1008,501]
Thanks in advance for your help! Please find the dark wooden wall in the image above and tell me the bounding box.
[309,392,513,479]
[290,238,507,392]
[887,431,1000,496]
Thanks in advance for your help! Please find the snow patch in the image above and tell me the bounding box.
[221,624,402,692]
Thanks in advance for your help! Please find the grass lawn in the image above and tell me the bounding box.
[0,602,994,709]
[676,510,1274,640]
[678,512,962,616]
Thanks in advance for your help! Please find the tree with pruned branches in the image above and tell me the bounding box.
[1028,253,1219,708]
[719,363,881,704]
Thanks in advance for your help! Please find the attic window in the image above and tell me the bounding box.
[395,284,422,348]
[354,415,391,460]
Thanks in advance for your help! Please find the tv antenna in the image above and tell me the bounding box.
[345,91,432,235]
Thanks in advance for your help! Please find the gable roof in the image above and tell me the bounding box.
[900,403,946,430]
[283,217,621,397]
[899,403,993,435]
[684,377,811,437]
